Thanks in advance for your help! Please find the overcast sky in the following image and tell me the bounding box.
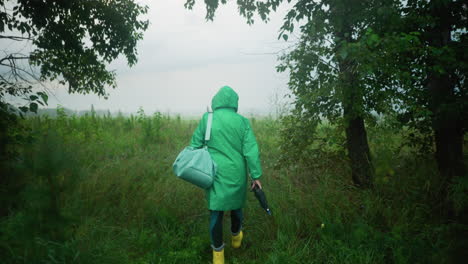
[7,1,294,116]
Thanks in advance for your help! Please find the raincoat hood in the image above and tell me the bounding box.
[211,86,239,112]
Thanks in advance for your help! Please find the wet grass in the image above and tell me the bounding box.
[0,110,466,263]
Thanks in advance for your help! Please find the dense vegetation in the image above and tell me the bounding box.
[0,109,466,263]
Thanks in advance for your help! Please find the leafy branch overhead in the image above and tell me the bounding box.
[0,0,149,107]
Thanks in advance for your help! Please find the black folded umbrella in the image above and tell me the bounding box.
[252,185,272,215]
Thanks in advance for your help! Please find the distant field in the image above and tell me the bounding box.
[1,109,465,264]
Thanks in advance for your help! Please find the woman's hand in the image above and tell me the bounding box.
[251,180,262,190]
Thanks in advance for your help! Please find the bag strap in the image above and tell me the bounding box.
[204,112,213,142]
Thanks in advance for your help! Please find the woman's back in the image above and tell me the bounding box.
[190,86,262,211]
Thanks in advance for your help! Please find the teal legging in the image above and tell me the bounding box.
[210,209,243,249]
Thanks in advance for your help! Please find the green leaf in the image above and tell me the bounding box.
[37,92,48,105]
[29,95,38,101]
[282,34,288,41]
[19,106,28,113]
[29,102,38,113]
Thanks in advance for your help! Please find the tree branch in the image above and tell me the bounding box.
[0,55,30,64]
[0,35,32,41]
[1,62,38,83]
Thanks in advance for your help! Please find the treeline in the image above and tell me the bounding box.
[15,106,108,118]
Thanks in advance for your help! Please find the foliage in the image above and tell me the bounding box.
[0,112,466,263]
[356,0,468,150]
[0,0,149,113]
[278,115,346,172]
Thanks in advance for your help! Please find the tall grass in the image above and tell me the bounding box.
[0,110,465,263]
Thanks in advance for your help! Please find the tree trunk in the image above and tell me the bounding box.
[341,67,374,188]
[426,0,466,206]
[427,74,465,189]
[335,17,374,188]
[344,114,374,187]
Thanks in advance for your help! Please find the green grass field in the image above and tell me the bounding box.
[1,109,466,263]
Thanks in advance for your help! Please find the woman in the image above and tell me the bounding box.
[190,86,263,264]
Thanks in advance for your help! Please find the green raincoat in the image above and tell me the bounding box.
[190,86,262,211]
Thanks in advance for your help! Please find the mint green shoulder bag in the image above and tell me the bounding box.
[172,112,216,189]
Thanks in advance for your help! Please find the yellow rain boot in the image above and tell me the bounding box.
[231,230,243,249]
[213,248,224,264]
